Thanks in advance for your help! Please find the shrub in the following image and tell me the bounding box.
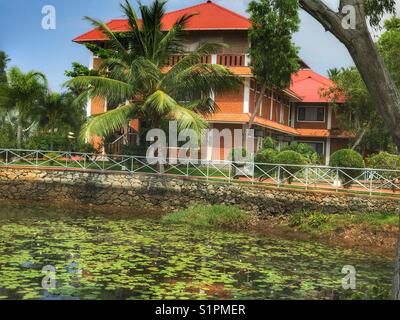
[229,147,248,163]
[330,149,365,188]
[255,148,276,163]
[24,134,70,151]
[162,204,254,230]
[367,152,400,188]
[274,150,308,184]
[262,137,277,150]
[282,142,319,164]
[367,152,400,170]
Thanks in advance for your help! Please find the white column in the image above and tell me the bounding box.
[207,124,214,161]
[325,138,331,165]
[291,104,296,128]
[245,54,251,67]
[211,54,217,65]
[243,78,250,113]
[327,105,333,130]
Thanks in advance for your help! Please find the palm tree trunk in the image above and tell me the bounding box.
[50,126,55,151]
[17,121,22,149]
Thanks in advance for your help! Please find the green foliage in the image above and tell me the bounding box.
[24,134,70,151]
[364,0,397,27]
[247,0,300,90]
[0,51,9,83]
[288,211,398,235]
[367,151,400,183]
[330,149,365,187]
[64,62,99,78]
[275,150,308,184]
[378,18,400,89]
[229,147,248,162]
[162,204,253,230]
[263,136,277,149]
[254,148,276,163]
[0,66,48,147]
[281,141,319,164]
[289,212,331,230]
[367,152,400,170]
[66,0,241,141]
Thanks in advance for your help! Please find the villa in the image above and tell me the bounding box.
[73,0,351,164]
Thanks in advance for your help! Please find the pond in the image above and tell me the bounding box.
[0,204,394,300]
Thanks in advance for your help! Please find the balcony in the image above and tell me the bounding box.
[166,54,248,67]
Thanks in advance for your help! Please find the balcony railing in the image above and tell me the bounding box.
[166,54,247,67]
[217,54,246,67]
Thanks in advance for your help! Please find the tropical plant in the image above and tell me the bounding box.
[281,141,319,164]
[66,0,241,144]
[34,92,85,150]
[367,152,400,185]
[274,150,307,184]
[330,149,365,188]
[0,66,47,147]
[0,51,9,83]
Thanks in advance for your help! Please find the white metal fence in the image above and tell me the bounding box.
[0,148,400,196]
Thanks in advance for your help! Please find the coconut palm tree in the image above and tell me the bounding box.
[0,66,47,148]
[66,0,242,143]
[34,92,85,150]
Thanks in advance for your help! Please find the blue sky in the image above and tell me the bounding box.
[0,0,357,91]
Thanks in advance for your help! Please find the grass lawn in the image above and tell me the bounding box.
[162,204,254,229]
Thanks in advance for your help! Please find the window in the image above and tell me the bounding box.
[305,142,324,155]
[297,106,325,122]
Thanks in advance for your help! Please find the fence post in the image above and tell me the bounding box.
[207,161,210,181]
[277,166,281,188]
[369,170,373,196]
[335,168,339,193]
[5,150,8,165]
[305,167,309,191]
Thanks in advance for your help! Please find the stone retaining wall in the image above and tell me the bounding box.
[0,167,399,215]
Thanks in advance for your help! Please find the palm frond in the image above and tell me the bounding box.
[183,97,219,116]
[83,16,126,55]
[163,63,242,98]
[168,103,209,134]
[64,76,134,106]
[80,103,137,141]
[144,90,178,114]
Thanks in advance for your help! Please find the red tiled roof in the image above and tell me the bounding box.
[296,129,353,138]
[74,1,251,42]
[207,114,352,138]
[290,69,345,103]
[206,113,300,136]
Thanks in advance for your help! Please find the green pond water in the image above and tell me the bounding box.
[0,204,394,300]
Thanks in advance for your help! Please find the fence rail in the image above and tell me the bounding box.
[1,148,400,197]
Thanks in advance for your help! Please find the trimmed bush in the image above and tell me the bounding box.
[274,150,307,184]
[255,148,276,163]
[367,152,400,185]
[161,204,254,229]
[330,149,365,188]
[282,142,319,164]
[367,152,400,170]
